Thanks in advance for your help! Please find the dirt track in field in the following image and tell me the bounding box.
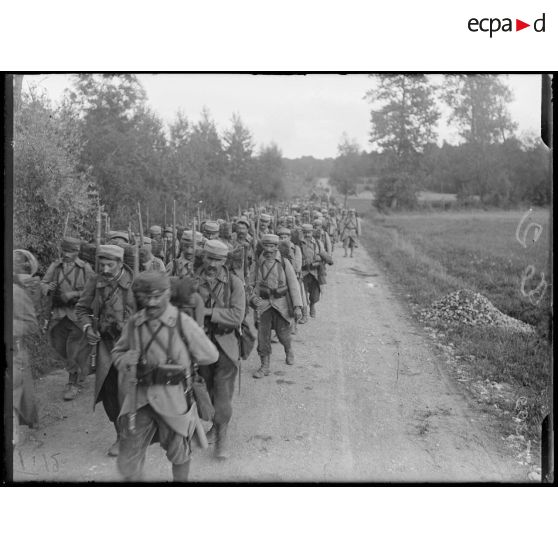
[13,241,533,483]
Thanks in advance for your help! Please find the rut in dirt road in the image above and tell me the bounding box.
[14,244,531,483]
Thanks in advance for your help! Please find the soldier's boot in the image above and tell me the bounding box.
[172,461,191,482]
[285,347,295,365]
[215,424,230,460]
[253,355,270,378]
[108,424,120,457]
[344,248,348,257]
[206,425,218,445]
[309,304,316,318]
[271,331,279,343]
[298,307,308,324]
[350,247,354,258]
[63,372,80,401]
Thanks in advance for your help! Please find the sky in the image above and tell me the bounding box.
[22,73,542,159]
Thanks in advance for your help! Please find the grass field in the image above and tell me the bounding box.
[356,203,551,438]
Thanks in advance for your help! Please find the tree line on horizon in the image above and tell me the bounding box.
[13,74,550,268]
[329,74,550,210]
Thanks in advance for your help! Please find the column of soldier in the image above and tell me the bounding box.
[13,201,361,482]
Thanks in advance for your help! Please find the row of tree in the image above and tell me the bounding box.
[330,74,551,209]
[14,75,287,266]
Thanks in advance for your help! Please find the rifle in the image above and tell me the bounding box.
[252,214,261,329]
[191,217,197,276]
[127,329,139,434]
[90,202,102,373]
[172,199,177,275]
[137,202,145,247]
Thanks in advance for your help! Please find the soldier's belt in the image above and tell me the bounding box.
[137,364,187,386]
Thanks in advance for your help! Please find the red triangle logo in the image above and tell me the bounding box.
[516,19,530,31]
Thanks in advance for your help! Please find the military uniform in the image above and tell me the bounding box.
[249,234,303,377]
[75,245,136,453]
[195,240,246,458]
[112,272,219,481]
[340,210,360,257]
[300,225,325,318]
[41,238,95,398]
[13,280,40,442]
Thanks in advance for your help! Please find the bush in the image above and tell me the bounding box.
[374,172,418,211]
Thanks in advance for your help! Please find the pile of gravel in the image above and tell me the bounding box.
[419,289,535,335]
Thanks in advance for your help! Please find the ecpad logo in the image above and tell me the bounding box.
[468,13,546,37]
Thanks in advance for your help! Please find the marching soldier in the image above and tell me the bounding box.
[300,223,325,319]
[13,252,40,443]
[203,221,220,241]
[249,234,302,378]
[340,208,361,258]
[112,271,219,482]
[277,226,305,330]
[139,238,166,273]
[76,244,136,456]
[325,207,339,248]
[40,237,95,400]
[230,216,253,282]
[195,239,246,459]
[107,231,130,247]
[166,230,203,278]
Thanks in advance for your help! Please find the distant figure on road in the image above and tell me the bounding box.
[340,208,361,258]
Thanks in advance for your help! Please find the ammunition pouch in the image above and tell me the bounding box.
[99,321,123,341]
[259,284,288,300]
[205,321,235,336]
[137,363,186,386]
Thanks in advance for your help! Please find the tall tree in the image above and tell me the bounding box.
[365,74,440,164]
[329,134,362,207]
[66,74,166,225]
[223,113,254,186]
[442,74,517,145]
[252,143,286,202]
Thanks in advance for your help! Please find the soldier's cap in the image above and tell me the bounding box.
[133,271,170,294]
[204,221,220,233]
[149,225,162,235]
[97,244,124,261]
[277,227,291,236]
[203,239,229,259]
[13,249,39,276]
[181,230,204,243]
[261,233,279,245]
[302,209,310,214]
[139,246,152,260]
[259,213,271,223]
[164,226,173,234]
[108,230,129,242]
[142,236,152,245]
[301,224,314,232]
[313,218,323,226]
[349,208,356,213]
[216,218,225,225]
[60,237,81,252]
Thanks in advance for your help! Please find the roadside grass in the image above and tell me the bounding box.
[358,206,551,438]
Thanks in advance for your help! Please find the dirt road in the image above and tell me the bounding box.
[13,243,532,483]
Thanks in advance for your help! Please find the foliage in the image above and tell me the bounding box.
[442,74,517,145]
[366,74,440,162]
[329,134,364,206]
[14,87,97,271]
[360,208,551,438]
